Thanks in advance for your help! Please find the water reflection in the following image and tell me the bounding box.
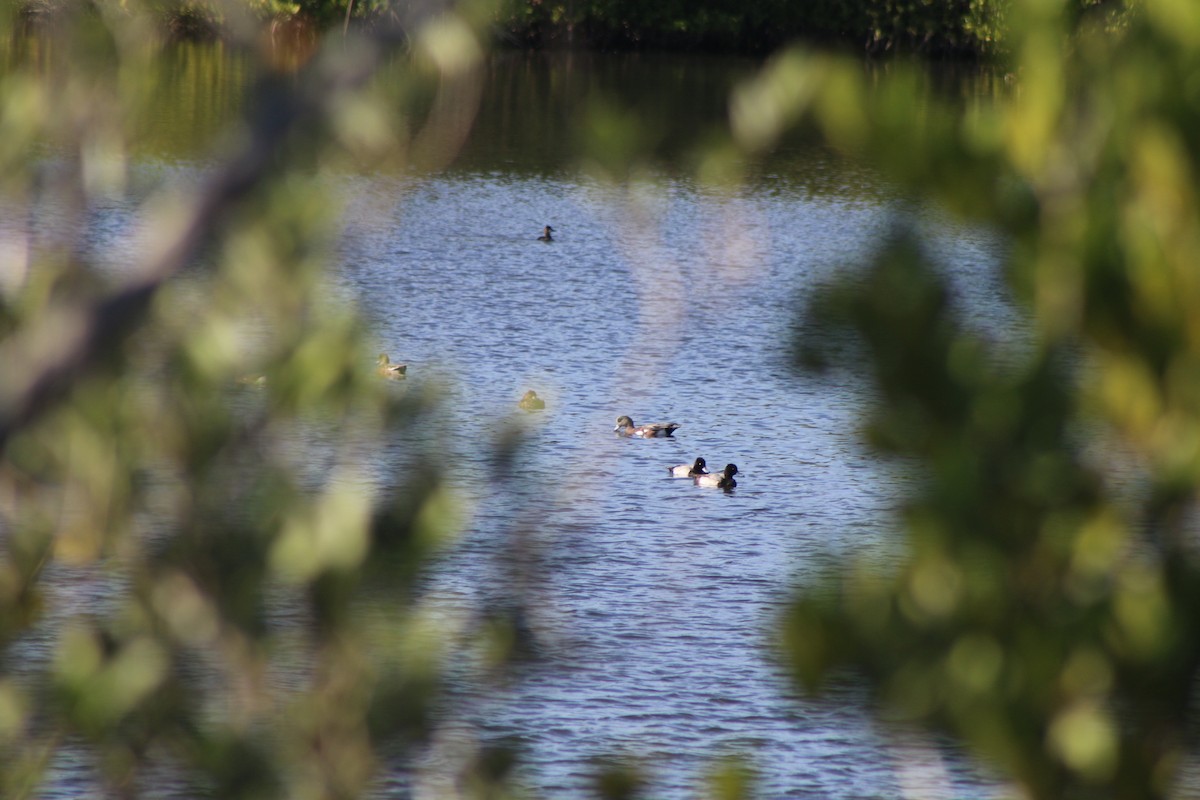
[0,32,891,199]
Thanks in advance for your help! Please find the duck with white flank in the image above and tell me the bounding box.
[668,457,707,477]
[694,463,737,489]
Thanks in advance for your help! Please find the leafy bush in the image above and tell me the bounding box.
[722,1,1200,797]
[0,4,498,796]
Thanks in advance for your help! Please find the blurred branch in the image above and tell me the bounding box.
[0,28,405,453]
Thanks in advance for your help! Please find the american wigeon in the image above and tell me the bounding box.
[668,457,707,477]
[614,415,680,438]
[519,390,546,410]
[694,463,737,489]
[538,225,554,242]
[376,353,407,378]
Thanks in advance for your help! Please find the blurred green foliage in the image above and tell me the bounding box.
[741,1,1200,798]
[3,0,1198,798]
[0,2,505,797]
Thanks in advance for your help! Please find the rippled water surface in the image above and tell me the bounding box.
[330,163,1012,798]
[22,49,1025,799]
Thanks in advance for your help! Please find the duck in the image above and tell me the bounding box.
[538,225,554,242]
[694,463,737,489]
[376,353,407,378]
[668,457,707,477]
[518,390,546,410]
[614,415,680,438]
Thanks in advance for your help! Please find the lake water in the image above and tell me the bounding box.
[340,172,1013,798]
[19,46,1019,798]
[327,53,1015,797]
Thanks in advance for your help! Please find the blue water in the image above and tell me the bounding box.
[328,167,1011,798]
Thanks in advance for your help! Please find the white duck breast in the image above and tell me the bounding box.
[695,464,738,489]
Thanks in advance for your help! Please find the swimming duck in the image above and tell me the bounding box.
[376,353,407,378]
[614,415,680,438]
[519,390,546,410]
[538,225,554,242]
[694,463,737,489]
[668,457,707,477]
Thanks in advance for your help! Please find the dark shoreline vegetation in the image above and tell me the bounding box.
[14,0,1130,60]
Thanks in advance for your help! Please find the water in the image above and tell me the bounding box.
[330,165,1010,797]
[14,47,1019,798]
